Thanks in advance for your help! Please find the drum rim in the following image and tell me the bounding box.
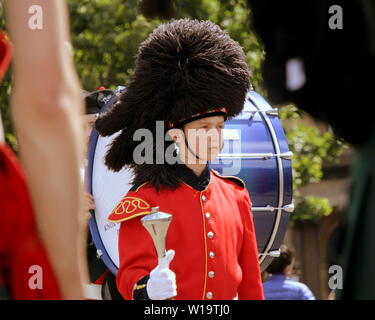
[88,128,119,275]
[87,92,123,276]
[248,91,289,266]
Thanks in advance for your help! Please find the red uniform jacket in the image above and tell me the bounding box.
[109,168,264,300]
[0,144,61,299]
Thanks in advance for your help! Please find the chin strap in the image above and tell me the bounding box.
[183,129,201,160]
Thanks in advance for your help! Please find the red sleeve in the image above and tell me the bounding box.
[111,190,157,299]
[236,188,264,300]
[116,216,158,299]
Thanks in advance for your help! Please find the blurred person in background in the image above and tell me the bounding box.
[246,0,375,299]
[0,0,87,299]
[81,88,114,300]
[263,245,315,300]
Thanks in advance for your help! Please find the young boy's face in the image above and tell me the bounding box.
[182,115,225,163]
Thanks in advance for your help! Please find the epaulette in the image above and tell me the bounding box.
[107,184,152,223]
[211,169,246,188]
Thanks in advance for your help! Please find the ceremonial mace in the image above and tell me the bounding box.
[141,206,173,269]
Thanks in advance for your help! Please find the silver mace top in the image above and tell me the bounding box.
[141,206,173,259]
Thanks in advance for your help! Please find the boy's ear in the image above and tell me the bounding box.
[167,128,184,143]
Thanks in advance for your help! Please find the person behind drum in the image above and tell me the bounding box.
[81,89,115,298]
[81,89,113,212]
[262,245,315,300]
[95,19,264,300]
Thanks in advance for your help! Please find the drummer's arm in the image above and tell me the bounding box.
[116,217,156,300]
[4,0,87,299]
[237,189,265,300]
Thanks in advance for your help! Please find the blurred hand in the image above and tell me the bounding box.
[85,192,95,211]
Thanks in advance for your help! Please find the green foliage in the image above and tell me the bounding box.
[0,4,15,148]
[287,122,346,188]
[280,105,348,222]
[68,0,264,91]
[291,196,333,223]
[68,0,161,90]
[0,70,13,141]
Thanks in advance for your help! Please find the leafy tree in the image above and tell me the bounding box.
[67,0,264,91]
[279,105,347,222]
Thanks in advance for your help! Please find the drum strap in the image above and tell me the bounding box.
[184,133,201,160]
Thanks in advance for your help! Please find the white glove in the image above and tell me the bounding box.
[146,249,177,300]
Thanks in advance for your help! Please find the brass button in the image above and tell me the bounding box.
[205,212,211,219]
[206,292,213,299]
[207,231,214,239]
[209,251,215,259]
[208,271,215,278]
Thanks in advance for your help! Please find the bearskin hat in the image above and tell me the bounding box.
[95,19,251,190]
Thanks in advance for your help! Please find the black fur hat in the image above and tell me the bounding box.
[95,19,251,190]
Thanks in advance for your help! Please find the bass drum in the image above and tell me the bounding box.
[87,88,293,274]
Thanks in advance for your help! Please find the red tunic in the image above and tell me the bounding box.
[109,169,264,300]
[0,144,61,299]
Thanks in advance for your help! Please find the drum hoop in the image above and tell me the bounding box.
[248,91,286,264]
[87,93,123,275]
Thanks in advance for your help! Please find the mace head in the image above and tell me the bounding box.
[141,207,172,258]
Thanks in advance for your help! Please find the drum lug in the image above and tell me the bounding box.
[246,108,279,117]
[115,85,125,93]
[252,204,294,213]
[96,249,103,259]
[283,203,295,212]
[268,250,281,257]
[259,249,281,257]
[217,152,293,160]
[280,151,294,160]
[266,108,279,117]
[252,205,275,212]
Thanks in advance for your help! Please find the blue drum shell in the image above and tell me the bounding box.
[210,91,293,271]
